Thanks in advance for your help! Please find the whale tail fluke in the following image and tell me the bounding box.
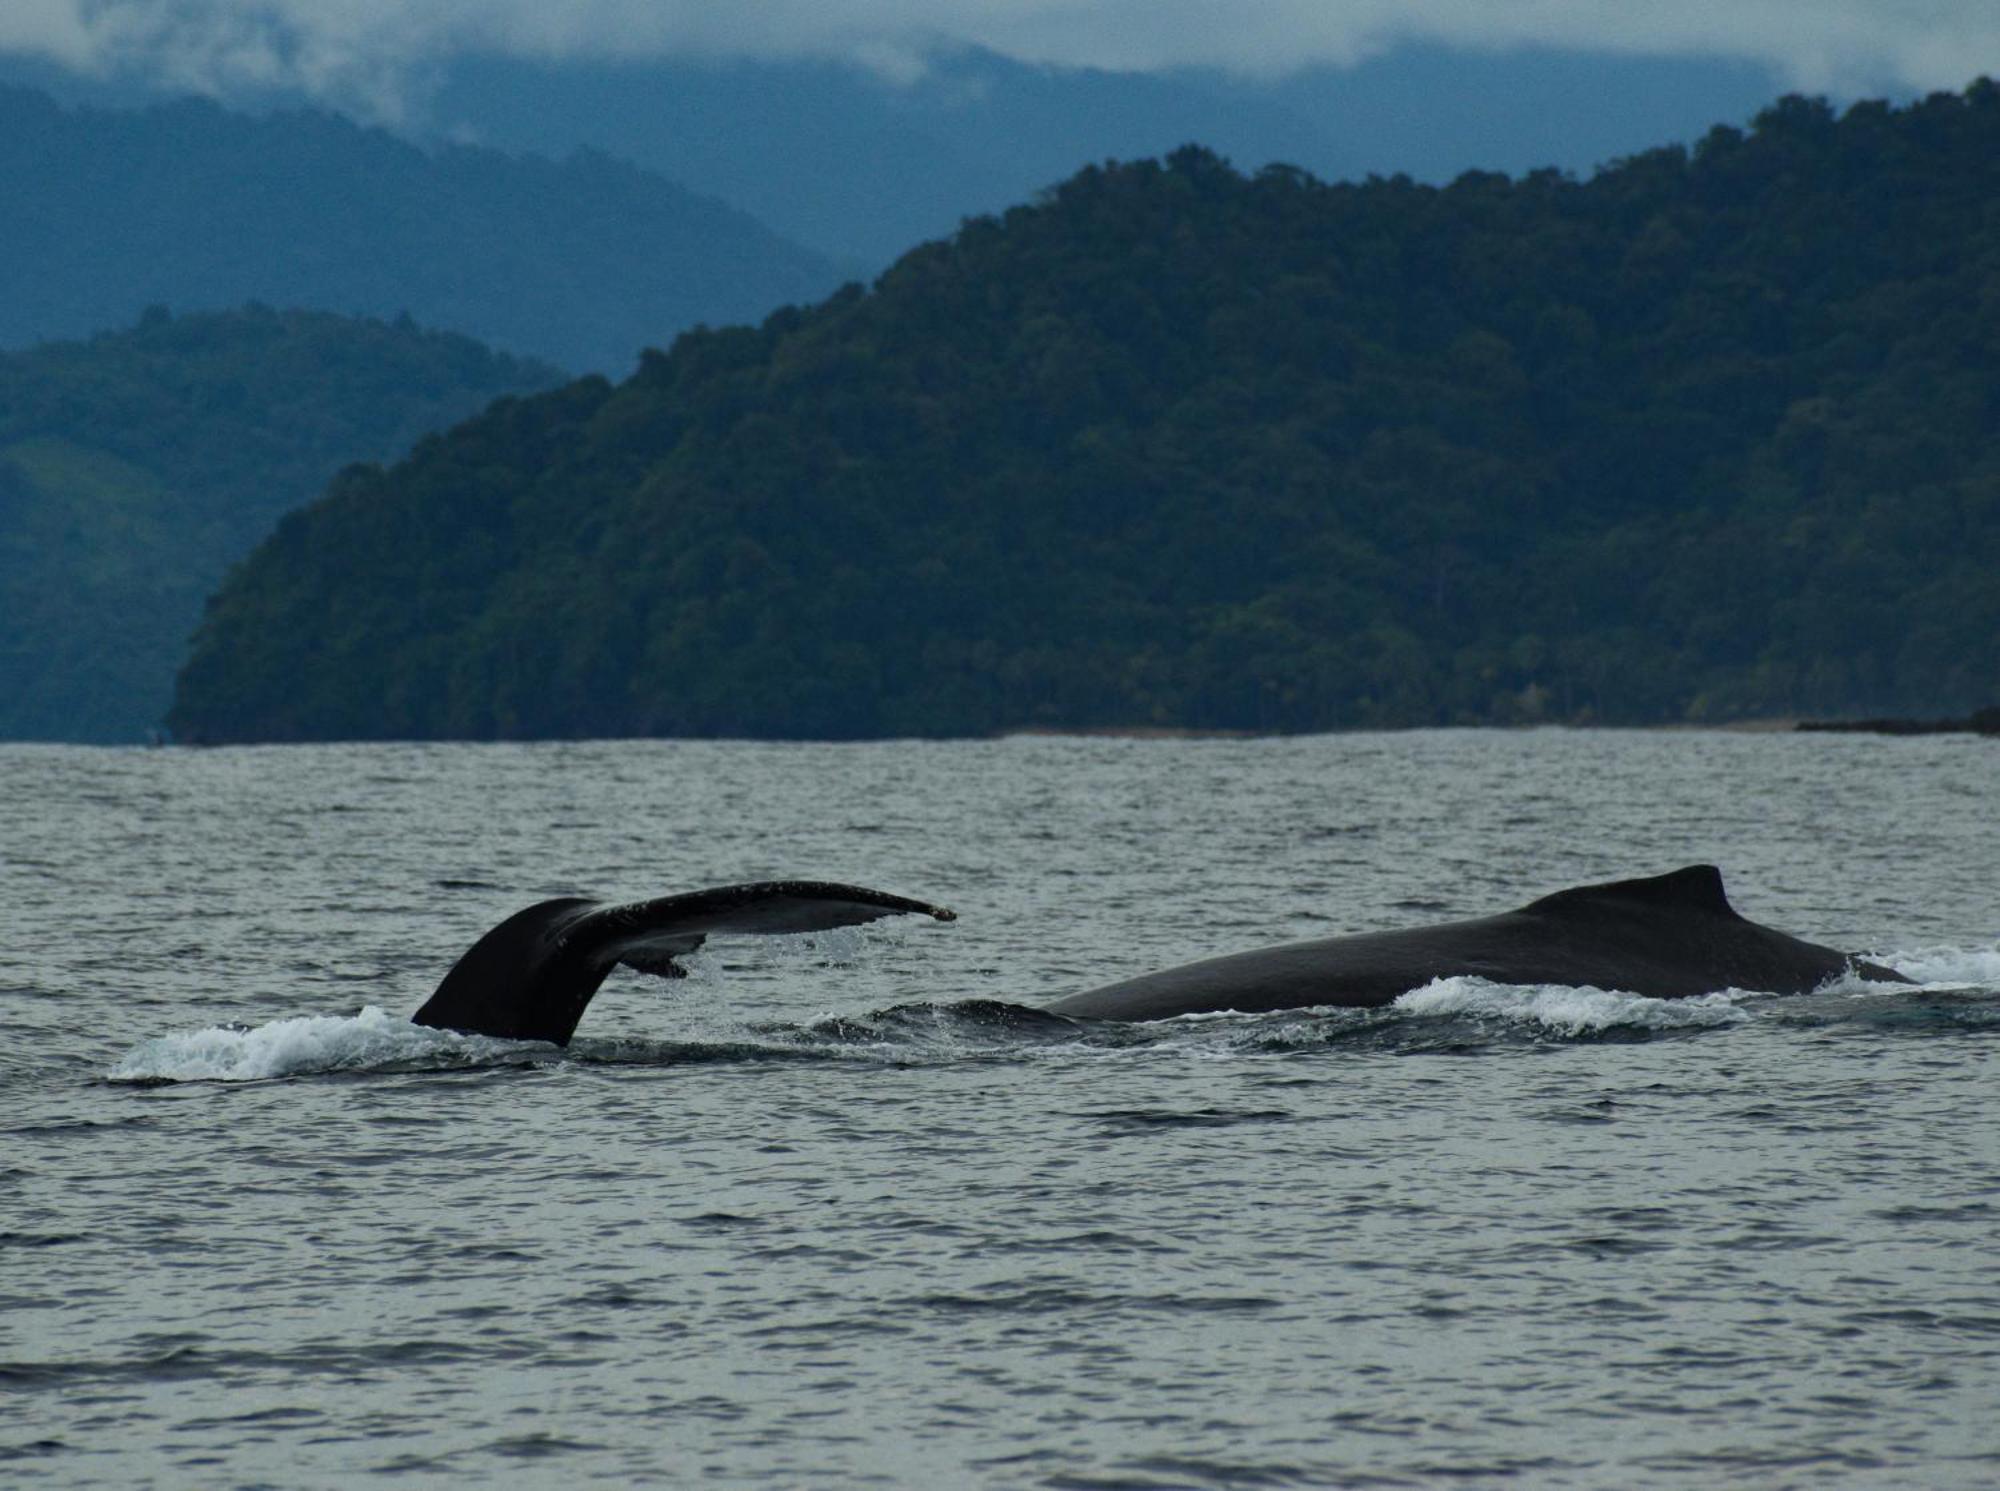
[411,881,955,1046]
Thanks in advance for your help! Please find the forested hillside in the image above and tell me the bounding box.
[0,308,558,740]
[0,86,844,373]
[171,86,2000,742]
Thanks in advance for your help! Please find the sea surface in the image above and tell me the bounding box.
[3,730,1997,1488]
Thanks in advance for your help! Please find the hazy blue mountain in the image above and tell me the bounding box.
[424,46,1800,264]
[0,85,846,373]
[0,306,559,742]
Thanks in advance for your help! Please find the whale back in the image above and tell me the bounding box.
[1047,864,1904,1021]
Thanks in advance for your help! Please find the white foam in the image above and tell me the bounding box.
[1392,976,1752,1035]
[1870,944,2000,989]
[106,1005,524,1083]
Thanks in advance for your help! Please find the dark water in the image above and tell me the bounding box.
[3,731,1997,1487]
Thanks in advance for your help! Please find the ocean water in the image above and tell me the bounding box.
[3,730,1997,1488]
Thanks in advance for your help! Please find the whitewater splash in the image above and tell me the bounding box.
[1875,943,2000,988]
[1389,946,2000,1038]
[105,1005,534,1084]
[1392,976,1752,1036]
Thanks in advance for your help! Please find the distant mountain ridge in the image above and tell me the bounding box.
[170,86,2000,742]
[1,45,1797,272]
[0,84,846,373]
[0,306,560,741]
[427,45,1793,267]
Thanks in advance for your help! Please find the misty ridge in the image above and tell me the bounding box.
[0,83,846,375]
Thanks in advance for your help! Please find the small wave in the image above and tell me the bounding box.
[1392,976,1752,1036]
[105,1006,535,1084]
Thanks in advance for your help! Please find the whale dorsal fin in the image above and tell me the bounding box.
[1523,864,1739,920]
[412,881,954,1046]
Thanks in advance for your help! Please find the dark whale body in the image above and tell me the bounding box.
[1046,864,1909,1022]
[410,866,1905,1043]
[412,881,954,1045]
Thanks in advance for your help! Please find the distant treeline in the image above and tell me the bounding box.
[0,307,558,741]
[172,85,2000,741]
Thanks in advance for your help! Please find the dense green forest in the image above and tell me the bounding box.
[172,86,2000,741]
[0,86,844,373]
[1,307,558,740]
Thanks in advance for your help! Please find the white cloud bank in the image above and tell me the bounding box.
[4,0,1997,116]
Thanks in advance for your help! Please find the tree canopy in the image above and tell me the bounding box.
[172,85,2000,741]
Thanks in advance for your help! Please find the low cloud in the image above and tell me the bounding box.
[5,0,1997,119]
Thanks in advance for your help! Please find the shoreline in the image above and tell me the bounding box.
[1001,717,1809,740]
[31,713,2000,749]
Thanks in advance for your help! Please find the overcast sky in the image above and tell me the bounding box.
[5,0,1997,117]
